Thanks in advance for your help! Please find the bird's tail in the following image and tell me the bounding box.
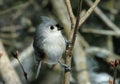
[36,61,42,79]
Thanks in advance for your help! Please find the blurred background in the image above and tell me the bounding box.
[0,0,120,84]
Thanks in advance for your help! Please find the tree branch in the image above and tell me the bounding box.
[65,0,76,26]
[51,0,100,84]
[78,0,100,28]
[11,43,33,67]
[64,0,83,84]
[85,0,120,32]
[0,40,22,84]
[70,0,82,46]
[82,28,120,36]
[64,0,100,84]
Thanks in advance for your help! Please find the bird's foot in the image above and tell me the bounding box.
[66,40,71,47]
[61,63,71,72]
[58,61,71,72]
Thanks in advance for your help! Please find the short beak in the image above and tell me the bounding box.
[57,27,64,30]
[55,24,64,30]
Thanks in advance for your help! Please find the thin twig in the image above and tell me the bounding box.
[11,51,29,83]
[71,0,83,46]
[109,78,113,84]
[64,0,75,83]
[85,0,120,32]
[11,43,33,67]
[65,0,76,26]
[51,1,91,83]
[113,67,117,84]
[78,0,100,28]
[109,59,119,84]
[17,58,29,82]
[82,28,120,36]
[64,0,100,84]
[64,0,83,84]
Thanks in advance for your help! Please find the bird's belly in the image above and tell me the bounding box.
[43,43,66,65]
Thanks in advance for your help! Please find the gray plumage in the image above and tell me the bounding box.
[33,16,66,78]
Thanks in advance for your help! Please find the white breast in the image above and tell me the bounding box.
[42,32,66,65]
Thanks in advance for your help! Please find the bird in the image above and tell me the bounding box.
[33,16,70,78]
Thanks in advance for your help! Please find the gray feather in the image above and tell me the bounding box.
[35,61,41,79]
[40,16,57,24]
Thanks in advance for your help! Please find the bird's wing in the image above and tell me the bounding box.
[33,33,45,78]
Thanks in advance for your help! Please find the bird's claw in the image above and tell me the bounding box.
[61,64,71,72]
[66,40,71,46]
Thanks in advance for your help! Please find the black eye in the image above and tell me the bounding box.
[50,26,54,30]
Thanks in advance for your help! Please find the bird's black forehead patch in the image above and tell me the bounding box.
[55,24,60,28]
[55,24,64,30]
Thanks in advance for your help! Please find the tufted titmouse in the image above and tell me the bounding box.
[33,16,70,78]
